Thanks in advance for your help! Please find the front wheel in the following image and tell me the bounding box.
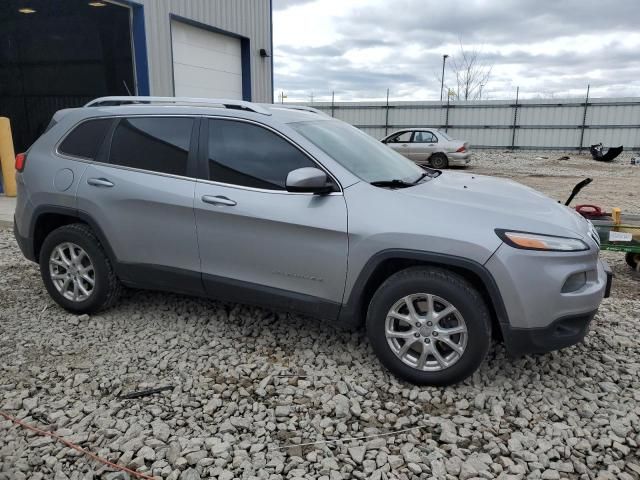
[626,252,640,271]
[366,267,491,386]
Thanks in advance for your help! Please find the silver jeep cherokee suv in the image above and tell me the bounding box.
[13,96,612,386]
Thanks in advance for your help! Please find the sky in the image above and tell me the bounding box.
[272,0,640,102]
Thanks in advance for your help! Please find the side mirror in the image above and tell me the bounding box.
[286,167,334,194]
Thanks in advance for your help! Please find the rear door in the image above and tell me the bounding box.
[193,117,349,318]
[76,115,203,293]
[410,131,438,162]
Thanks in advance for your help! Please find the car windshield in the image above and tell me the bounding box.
[290,120,425,183]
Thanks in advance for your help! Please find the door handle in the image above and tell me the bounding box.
[201,195,237,207]
[87,178,114,188]
[401,144,409,147]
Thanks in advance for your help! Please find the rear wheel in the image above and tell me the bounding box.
[366,267,491,386]
[430,153,449,169]
[626,252,640,271]
[39,223,121,313]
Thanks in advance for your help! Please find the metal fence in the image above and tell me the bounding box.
[294,96,640,151]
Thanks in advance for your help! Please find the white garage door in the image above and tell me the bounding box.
[171,20,243,99]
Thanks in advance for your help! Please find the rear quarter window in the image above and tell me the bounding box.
[58,118,113,160]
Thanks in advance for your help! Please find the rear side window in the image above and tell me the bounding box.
[413,131,437,143]
[207,119,316,190]
[109,117,193,176]
[58,118,112,159]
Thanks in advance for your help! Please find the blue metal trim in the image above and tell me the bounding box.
[241,38,252,101]
[169,14,252,101]
[118,0,150,95]
[269,0,274,103]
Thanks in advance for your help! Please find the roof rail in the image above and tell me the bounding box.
[272,104,328,116]
[84,96,271,115]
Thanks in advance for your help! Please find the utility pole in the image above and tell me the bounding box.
[309,92,314,104]
[440,54,449,102]
[479,84,485,101]
[279,91,287,104]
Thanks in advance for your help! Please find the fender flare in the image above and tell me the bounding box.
[29,205,119,266]
[337,249,510,332]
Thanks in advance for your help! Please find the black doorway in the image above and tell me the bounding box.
[0,0,135,152]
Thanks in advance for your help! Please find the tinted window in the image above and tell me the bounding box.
[109,117,193,176]
[208,119,316,190]
[59,118,112,159]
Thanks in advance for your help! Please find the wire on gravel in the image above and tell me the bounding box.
[0,410,158,480]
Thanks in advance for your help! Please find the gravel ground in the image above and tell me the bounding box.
[1,151,639,480]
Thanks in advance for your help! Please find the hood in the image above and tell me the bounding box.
[403,171,590,239]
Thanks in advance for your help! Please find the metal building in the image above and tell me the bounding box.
[0,0,274,152]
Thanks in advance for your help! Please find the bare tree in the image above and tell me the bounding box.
[449,42,492,101]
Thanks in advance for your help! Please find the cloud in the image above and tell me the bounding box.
[272,0,640,101]
[273,0,316,11]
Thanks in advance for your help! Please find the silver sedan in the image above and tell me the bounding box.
[381,129,471,169]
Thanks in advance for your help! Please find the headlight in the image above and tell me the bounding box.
[496,229,589,252]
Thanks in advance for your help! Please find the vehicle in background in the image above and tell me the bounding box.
[381,128,470,169]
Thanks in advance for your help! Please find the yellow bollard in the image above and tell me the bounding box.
[611,207,621,225]
[0,117,17,197]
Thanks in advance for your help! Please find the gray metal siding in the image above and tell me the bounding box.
[135,0,272,102]
[297,98,640,150]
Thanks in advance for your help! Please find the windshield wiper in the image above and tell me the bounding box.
[413,172,429,184]
[370,179,415,188]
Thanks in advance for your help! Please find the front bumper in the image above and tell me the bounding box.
[486,242,611,355]
[502,260,611,355]
[502,309,598,355]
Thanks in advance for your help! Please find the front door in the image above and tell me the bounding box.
[194,118,349,319]
[386,131,414,159]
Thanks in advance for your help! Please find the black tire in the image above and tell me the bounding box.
[430,153,449,169]
[39,223,121,313]
[366,267,491,386]
[626,252,639,270]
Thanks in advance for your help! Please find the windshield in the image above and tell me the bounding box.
[290,120,425,183]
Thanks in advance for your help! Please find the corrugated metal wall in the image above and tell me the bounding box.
[136,0,273,102]
[296,98,640,150]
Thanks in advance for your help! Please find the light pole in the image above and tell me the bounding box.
[440,54,449,102]
[479,83,485,100]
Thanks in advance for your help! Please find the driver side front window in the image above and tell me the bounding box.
[207,119,317,190]
[392,131,412,143]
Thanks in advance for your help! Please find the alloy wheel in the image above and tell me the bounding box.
[49,242,95,302]
[385,293,467,371]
